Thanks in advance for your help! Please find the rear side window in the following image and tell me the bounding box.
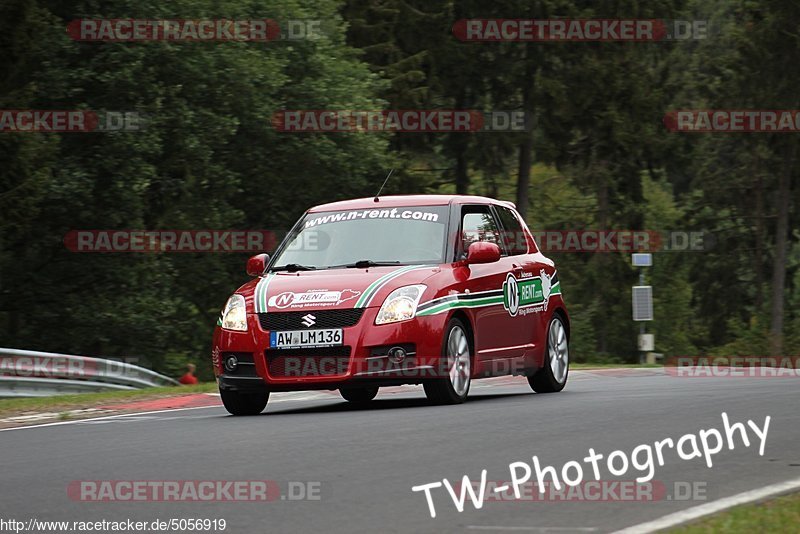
[496,206,529,255]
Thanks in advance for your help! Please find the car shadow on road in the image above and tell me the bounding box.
[257,391,536,417]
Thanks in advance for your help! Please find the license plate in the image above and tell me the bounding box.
[269,329,343,349]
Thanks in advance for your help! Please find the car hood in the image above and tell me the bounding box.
[236,265,440,313]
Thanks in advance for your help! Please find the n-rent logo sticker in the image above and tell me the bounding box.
[502,270,560,317]
[268,289,361,309]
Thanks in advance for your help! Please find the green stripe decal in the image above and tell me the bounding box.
[355,267,405,308]
[254,273,275,313]
[417,271,561,317]
[417,295,504,316]
[355,265,432,308]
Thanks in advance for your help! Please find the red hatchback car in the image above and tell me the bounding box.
[212,195,569,415]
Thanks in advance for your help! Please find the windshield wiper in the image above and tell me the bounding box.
[269,264,318,272]
[329,260,404,269]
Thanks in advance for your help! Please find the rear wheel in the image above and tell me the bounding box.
[424,318,472,405]
[529,315,569,393]
[220,388,269,415]
[340,387,379,403]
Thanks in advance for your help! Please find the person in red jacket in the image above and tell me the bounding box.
[178,363,199,385]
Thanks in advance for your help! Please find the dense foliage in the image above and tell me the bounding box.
[1,0,797,378]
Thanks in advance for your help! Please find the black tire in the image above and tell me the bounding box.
[423,318,472,405]
[220,388,269,415]
[529,315,569,393]
[339,387,379,403]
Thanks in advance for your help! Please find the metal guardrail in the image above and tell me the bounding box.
[0,347,179,397]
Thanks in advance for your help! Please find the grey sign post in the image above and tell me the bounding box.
[632,254,653,363]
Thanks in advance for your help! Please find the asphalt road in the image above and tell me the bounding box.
[1,370,798,534]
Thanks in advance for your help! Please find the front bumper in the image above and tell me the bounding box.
[213,307,449,392]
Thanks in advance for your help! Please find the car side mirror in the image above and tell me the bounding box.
[246,253,269,277]
[466,242,501,264]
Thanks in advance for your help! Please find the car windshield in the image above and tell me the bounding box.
[270,206,448,270]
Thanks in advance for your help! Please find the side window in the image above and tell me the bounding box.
[460,206,501,257]
[496,206,529,255]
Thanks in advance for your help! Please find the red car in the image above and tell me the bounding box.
[213,195,569,415]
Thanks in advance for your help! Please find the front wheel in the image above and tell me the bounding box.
[424,318,472,405]
[340,387,379,403]
[528,315,569,393]
[220,388,269,415]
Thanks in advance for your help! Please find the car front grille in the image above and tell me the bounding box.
[265,346,351,378]
[258,308,365,331]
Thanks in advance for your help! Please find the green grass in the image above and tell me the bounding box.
[669,492,800,533]
[0,383,217,417]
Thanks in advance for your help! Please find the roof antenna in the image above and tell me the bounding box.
[374,168,394,202]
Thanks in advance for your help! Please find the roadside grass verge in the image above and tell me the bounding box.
[669,492,800,533]
[0,383,217,417]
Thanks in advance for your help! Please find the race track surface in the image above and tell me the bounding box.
[1,369,798,533]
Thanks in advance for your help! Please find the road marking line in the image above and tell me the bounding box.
[611,476,800,533]
[0,404,222,432]
[0,391,347,431]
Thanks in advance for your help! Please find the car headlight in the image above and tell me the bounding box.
[375,285,426,325]
[221,294,248,331]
